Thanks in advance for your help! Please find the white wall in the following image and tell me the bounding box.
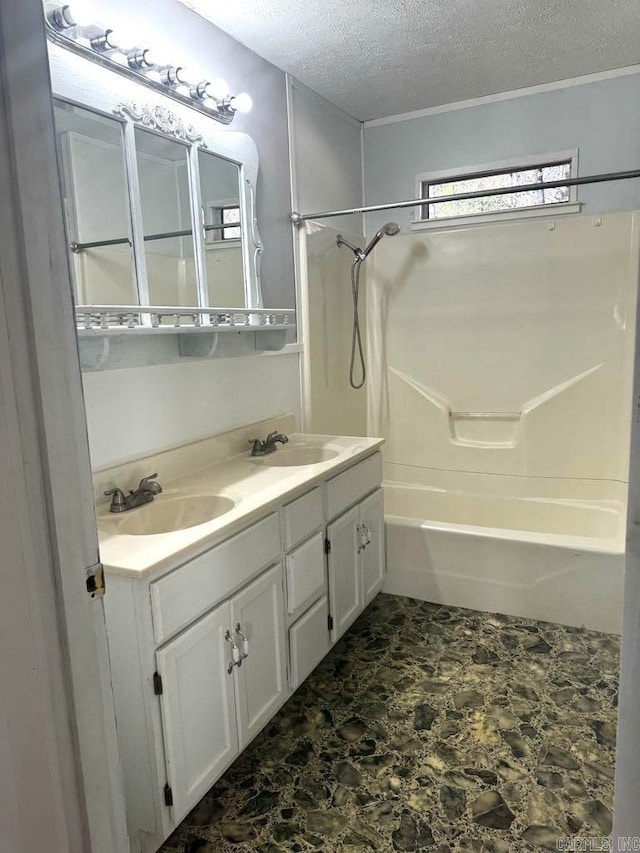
[83,352,301,469]
[287,77,364,431]
[288,77,363,235]
[364,72,640,236]
[613,210,640,839]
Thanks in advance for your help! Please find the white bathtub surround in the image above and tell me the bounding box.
[366,211,640,633]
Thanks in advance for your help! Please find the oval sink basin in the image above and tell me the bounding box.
[115,494,235,536]
[253,447,339,467]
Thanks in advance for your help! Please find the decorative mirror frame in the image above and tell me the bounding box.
[47,40,295,346]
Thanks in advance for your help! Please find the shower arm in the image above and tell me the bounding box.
[336,234,365,261]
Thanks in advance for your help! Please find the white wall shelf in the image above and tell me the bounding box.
[75,305,296,367]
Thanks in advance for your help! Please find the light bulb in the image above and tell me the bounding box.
[106,27,137,52]
[66,0,94,26]
[207,78,229,100]
[49,1,93,29]
[144,49,166,68]
[90,28,134,52]
[230,92,253,114]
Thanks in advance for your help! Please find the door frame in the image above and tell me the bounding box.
[613,238,640,841]
[0,2,128,850]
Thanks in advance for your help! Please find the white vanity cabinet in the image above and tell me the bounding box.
[229,563,288,746]
[360,489,386,605]
[282,487,330,689]
[155,563,287,824]
[326,489,385,642]
[155,599,238,823]
[103,449,384,853]
[325,454,385,643]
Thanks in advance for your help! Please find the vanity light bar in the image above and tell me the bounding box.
[44,2,253,125]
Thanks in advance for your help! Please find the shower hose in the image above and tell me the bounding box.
[349,256,366,389]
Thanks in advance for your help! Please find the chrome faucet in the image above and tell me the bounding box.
[104,473,163,513]
[248,431,289,457]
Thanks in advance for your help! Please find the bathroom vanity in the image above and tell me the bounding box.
[96,419,384,853]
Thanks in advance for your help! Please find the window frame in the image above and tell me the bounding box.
[412,150,580,231]
[204,197,242,247]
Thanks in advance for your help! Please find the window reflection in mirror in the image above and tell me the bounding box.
[134,127,198,307]
[198,149,245,308]
[53,101,137,306]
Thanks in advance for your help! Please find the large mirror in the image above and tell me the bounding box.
[134,127,198,307]
[49,42,264,327]
[199,148,245,308]
[54,101,138,306]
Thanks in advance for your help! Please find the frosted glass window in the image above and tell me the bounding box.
[421,160,572,221]
[221,206,241,240]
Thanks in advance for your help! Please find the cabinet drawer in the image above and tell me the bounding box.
[286,532,325,615]
[150,514,281,645]
[289,596,330,689]
[325,452,382,521]
[282,486,323,550]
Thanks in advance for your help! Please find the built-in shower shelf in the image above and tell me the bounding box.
[75,305,296,367]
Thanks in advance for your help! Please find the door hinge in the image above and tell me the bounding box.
[164,784,173,807]
[153,672,163,695]
[86,561,105,599]
[324,538,331,555]
[328,614,334,631]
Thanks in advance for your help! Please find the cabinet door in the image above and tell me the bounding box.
[327,505,361,643]
[156,602,238,824]
[361,488,385,606]
[230,563,287,748]
[286,531,326,614]
[289,596,330,690]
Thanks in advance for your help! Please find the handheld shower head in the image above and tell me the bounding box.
[361,222,400,259]
[336,222,400,262]
[334,221,400,390]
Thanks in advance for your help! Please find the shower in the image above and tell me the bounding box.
[336,222,400,389]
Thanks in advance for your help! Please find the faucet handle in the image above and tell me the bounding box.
[104,487,127,512]
[137,473,162,495]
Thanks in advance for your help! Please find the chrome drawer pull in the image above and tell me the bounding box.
[225,629,242,673]
[235,623,249,659]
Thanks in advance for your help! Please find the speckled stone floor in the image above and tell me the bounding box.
[160,594,619,853]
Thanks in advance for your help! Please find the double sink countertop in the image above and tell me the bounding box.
[95,430,383,579]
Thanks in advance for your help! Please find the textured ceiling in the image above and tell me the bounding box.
[178,0,640,121]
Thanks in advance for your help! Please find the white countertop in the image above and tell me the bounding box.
[97,432,384,579]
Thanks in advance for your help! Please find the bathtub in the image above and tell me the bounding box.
[382,471,626,633]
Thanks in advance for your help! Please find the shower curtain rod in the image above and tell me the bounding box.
[290,167,640,224]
